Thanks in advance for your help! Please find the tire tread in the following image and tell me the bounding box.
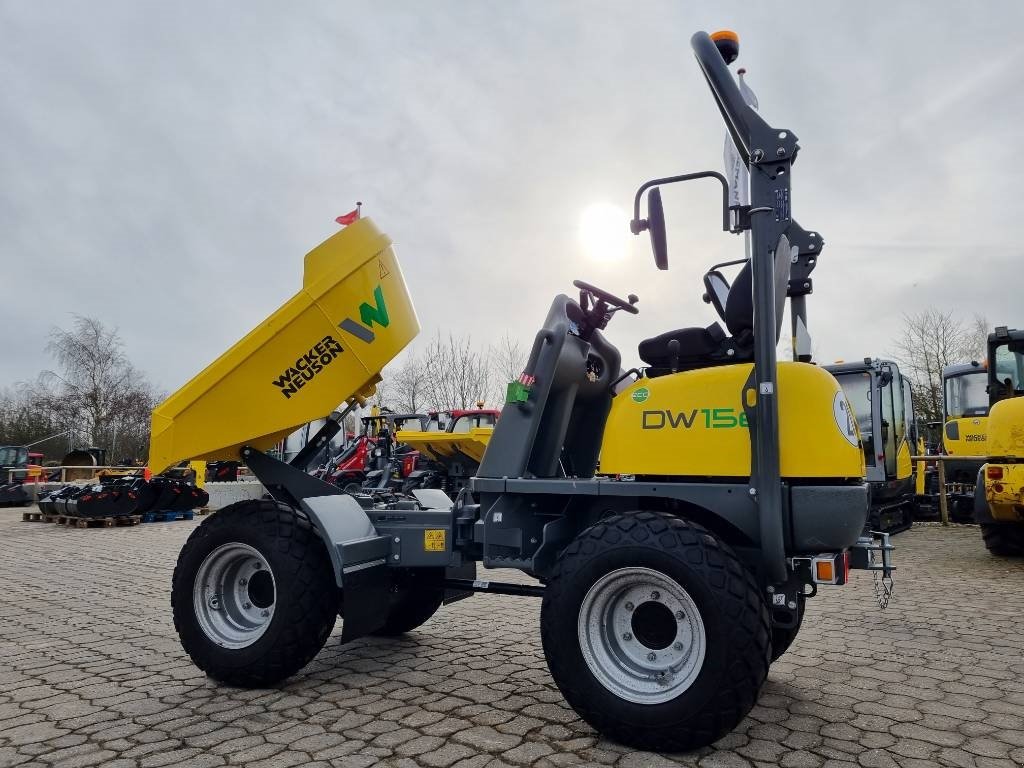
[171,499,337,687]
[541,510,770,752]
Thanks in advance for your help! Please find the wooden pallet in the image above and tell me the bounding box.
[141,510,195,523]
[22,511,53,523]
[55,515,142,528]
[196,506,213,516]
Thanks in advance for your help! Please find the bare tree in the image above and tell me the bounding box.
[491,332,528,385]
[891,309,982,425]
[367,375,390,409]
[423,332,493,410]
[29,316,159,461]
[967,313,990,361]
[389,350,430,413]
[0,384,66,460]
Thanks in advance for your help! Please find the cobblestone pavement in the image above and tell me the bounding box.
[1,509,1023,768]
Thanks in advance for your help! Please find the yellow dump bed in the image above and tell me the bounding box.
[149,219,418,473]
[396,428,494,466]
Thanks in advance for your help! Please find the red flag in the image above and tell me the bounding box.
[335,205,360,226]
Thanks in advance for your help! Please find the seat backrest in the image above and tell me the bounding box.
[724,260,753,339]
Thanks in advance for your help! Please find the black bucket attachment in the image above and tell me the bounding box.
[38,489,57,515]
[40,476,208,518]
[0,483,31,507]
[136,476,209,513]
[74,479,142,518]
[64,485,94,516]
[48,486,79,515]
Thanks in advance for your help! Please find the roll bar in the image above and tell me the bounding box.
[690,31,799,165]
[692,31,797,587]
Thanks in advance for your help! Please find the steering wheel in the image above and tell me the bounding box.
[573,280,639,314]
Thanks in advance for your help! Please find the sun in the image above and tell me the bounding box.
[579,202,630,263]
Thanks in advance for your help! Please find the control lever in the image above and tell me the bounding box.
[667,339,681,373]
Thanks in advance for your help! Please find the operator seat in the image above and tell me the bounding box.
[638,260,755,376]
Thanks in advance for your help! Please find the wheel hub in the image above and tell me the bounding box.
[193,543,276,649]
[578,567,706,704]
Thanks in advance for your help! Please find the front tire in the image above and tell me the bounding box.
[541,511,770,752]
[171,499,338,687]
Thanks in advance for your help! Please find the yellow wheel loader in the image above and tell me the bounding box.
[158,31,891,753]
[974,327,1024,555]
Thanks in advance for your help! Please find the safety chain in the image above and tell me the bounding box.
[872,569,894,610]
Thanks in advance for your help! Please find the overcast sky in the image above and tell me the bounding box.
[2,1,1022,395]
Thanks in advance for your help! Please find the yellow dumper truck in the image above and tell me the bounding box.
[155,31,893,752]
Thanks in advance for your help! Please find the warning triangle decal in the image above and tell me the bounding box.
[379,260,391,280]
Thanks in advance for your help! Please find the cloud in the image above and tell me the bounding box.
[2,0,1022,394]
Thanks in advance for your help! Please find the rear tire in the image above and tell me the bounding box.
[541,511,770,752]
[371,569,444,636]
[981,523,1024,557]
[171,499,338,687]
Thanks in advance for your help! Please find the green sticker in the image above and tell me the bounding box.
[631,387,649,404]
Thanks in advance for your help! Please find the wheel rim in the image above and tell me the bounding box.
[577,566,706,705]
[193,542,276,649]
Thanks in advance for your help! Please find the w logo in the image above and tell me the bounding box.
[339,285,389,343]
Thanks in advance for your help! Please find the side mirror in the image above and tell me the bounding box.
[647,187,668,270]
[702,270,730,320]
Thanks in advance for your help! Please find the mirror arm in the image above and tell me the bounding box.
[708,257,748,272]
[630,171,731,234]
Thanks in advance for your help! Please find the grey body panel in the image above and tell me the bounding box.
[300,494,388,585]
[789,485,868,551]
[366,507,460,567]
[471,475,868,574]
[410,488,455,510]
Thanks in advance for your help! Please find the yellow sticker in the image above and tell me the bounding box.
[424,529,446,552]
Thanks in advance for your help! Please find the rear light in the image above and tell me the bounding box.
[987,466,1004,480]
[993,483,1004,493]
[811,553,848,585]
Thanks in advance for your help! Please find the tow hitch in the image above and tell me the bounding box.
[849,530,896,608]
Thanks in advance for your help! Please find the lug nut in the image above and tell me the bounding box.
[625,602,634,611]
[261,609,270,617]
[253,563,262,570]
[647,652,657,662]
[239,578,248,586]
[209,597,220,610]
[243,602,252,610]
[675,611,684,620]
[622,632,632,641]
[673,642,683,651]
[650,591,660,600]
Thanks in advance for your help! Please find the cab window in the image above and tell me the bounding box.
[993,344,1024,402]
